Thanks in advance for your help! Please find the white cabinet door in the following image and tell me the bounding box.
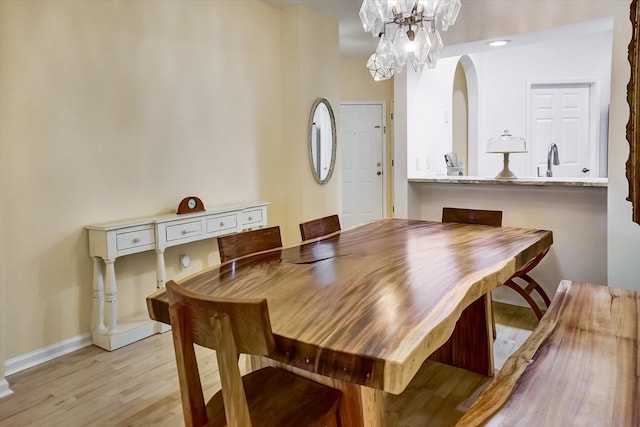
[530,84,593,177]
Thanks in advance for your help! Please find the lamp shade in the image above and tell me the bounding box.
[486,130,527,153]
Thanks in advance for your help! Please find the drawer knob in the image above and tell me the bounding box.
[248,216,252,221]
[220,222,224,227]
[132,237,139,243]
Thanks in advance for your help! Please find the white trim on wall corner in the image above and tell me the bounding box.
[4,332,92,377]
[0,378,13,398]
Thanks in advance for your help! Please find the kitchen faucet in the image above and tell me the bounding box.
[546,143,560,177]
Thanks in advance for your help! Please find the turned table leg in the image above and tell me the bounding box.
[155,249,166,289]
[104,259,118,334]
[91,257,107,333]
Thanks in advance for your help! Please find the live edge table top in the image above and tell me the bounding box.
[147,218,553,395]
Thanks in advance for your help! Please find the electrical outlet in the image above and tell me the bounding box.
[180,254,190,269]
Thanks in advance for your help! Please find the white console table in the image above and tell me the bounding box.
[86,201,269,350]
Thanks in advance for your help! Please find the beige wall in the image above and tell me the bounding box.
[2,0,637,386]
[0,212,4,386]
[414,184,608,306]
[0,0,340,376]
[606,1,640,290]
[340,58,394,216]
[396,0,640,292]
[453,0,640,292]
[281,5,340,242]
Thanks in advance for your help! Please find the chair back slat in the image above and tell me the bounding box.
[217,226,282,263]
[299,214,341,240]
[209,310,252,427]
[442,207,502,227]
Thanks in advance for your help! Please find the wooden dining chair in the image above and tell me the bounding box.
[442,207,552,320]
[442,207,503,227]
[166,280,342,427]
[217,226,282,263]
[299,214,341,240]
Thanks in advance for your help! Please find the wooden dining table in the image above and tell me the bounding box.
[146,218,553,427]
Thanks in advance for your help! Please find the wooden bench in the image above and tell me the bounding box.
[457,280,639,427]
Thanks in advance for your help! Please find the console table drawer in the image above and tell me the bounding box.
[242,208,264,226]
[116,227,155,251]
[206,214,237,234]
[166,220,203,242]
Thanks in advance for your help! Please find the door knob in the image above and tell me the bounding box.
[582,168,590,173]
[377,171,382,176]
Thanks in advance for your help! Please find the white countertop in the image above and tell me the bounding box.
[408,176,607,187]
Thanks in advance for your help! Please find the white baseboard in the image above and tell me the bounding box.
[4,332,92,377]
[0,378,13,398]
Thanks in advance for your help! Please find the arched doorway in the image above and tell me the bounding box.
[452,55,479,176]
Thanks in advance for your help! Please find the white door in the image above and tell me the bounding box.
[341,103,385,229]
[529,84,593,177]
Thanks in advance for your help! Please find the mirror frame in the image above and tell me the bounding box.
[628,0,640,225]
[308,98,337,184]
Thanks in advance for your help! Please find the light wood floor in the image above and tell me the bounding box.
[0,302,539,427]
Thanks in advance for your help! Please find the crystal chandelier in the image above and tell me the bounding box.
[359,0,461,81]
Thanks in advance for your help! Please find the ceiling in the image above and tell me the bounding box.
[261,0,614,60]
[261,0,379,58]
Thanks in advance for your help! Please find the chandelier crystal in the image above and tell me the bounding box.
[360,0,461,81]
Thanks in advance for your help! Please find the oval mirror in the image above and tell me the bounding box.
[308,98,337,184]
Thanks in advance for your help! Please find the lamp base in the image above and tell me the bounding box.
[495,152,518,179]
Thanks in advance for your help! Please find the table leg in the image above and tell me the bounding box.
[428,292,494,376]
[156,249,166,288]
[91,257,107,333]
[104,259,118,334]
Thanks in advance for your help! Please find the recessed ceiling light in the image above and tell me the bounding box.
[487,40,511,47]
